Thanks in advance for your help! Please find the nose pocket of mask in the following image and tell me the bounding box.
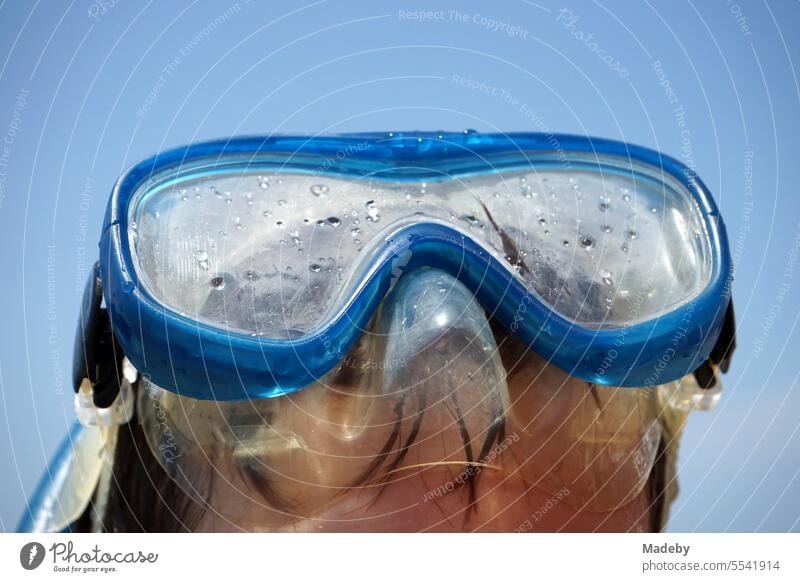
[373,268,511,485]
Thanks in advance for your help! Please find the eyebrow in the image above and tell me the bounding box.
[476,197,531,276]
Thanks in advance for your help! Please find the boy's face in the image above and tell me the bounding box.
[138,268,684,532]
[141,338,672,532]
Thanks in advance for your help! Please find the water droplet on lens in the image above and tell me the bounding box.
[622,194,631,203]
[580,236,594,249]
[326,216,341,227]
[310,184,329,197]
[263,210,272,218]
[278,199,287,207]
[538,217,547,226]
[309,263,321,273]
[602,224,613,233]
[194,250,208,262]
[210,276,225,290]
[625,230,638,240]
[562,240,570,247]
[365,200,380,222]
[599,269,613,285]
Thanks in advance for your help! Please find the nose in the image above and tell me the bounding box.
[377,266,510,452]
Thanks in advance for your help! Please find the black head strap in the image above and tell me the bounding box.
[692,300,736,389]
[72,262,122,408]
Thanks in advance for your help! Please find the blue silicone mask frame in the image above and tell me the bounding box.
[97,132,731,401]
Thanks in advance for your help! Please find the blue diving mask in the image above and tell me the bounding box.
[90,131,733,400]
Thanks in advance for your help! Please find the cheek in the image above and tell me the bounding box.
[505,357,662,514]
[470,469,655,532]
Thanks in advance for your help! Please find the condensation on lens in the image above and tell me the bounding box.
[128,161,711,336]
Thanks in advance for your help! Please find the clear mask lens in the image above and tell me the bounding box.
[129,159,711,339]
